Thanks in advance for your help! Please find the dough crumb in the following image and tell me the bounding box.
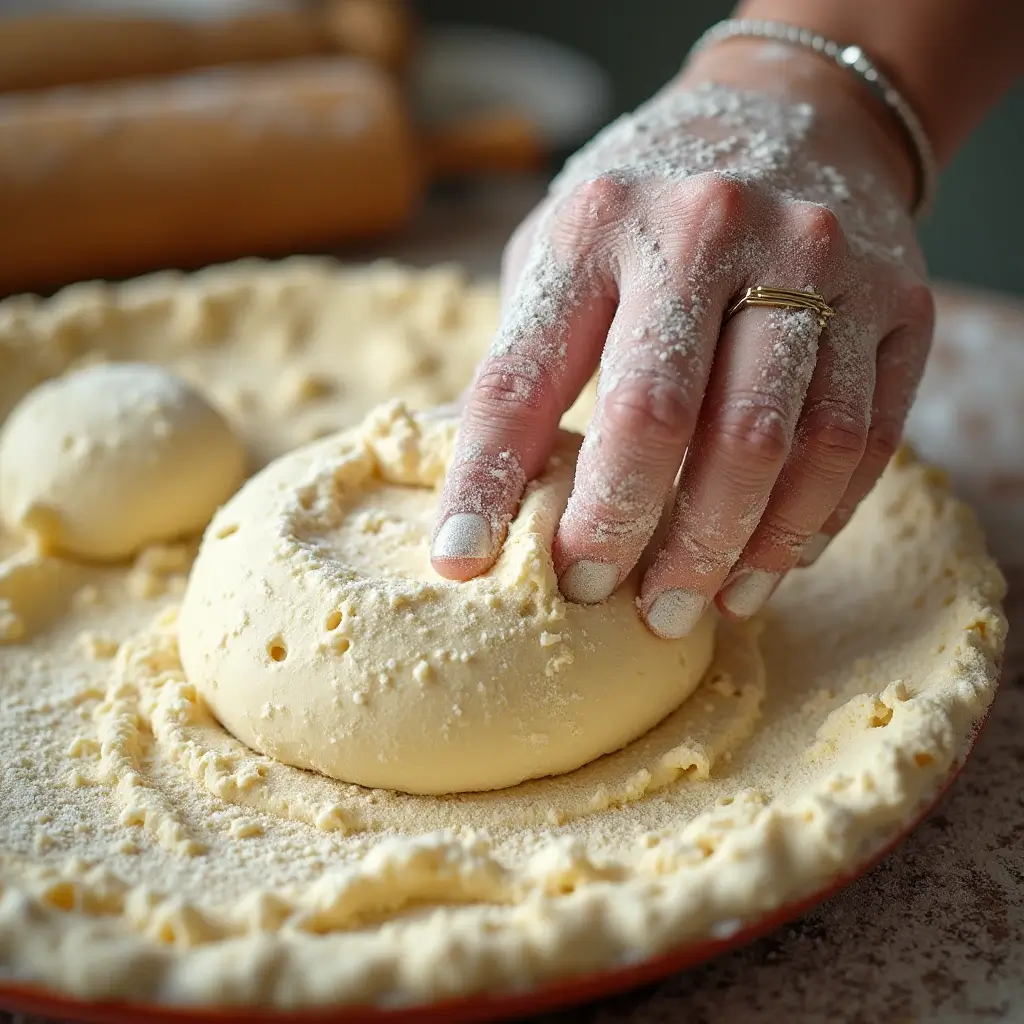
[76,631,119,661]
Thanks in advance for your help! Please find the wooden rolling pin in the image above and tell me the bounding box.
[0,58,543,295]
[0,1,416,93]
[324,0,416,75]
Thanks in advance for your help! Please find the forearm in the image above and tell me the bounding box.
[733,0,1024,164]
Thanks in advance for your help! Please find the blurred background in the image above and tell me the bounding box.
[0,0,1019,296]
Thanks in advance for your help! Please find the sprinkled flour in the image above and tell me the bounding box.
[0,260,1006,1009]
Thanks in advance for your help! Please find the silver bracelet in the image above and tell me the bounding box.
[688,19,938,217]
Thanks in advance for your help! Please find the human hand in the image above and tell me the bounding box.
[430,40,933,638]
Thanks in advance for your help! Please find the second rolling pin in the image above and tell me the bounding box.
[0,1,416,93]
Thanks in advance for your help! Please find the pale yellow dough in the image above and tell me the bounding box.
[0,363,245,561]
[0,260,1006,1010]
[179,405,714,794]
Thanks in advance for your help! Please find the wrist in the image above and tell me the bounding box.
[729,0,1024,164]
[675,38,918,212]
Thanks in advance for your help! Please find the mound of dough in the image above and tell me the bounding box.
[178,402,715,795]
[0,363,245,561]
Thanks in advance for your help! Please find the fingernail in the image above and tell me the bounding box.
[798,531,831,567]
[645,589,707,639]
[432,513,491,560]
[560,560,618,604]
[720,570,779,619]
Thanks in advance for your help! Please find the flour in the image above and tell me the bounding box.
[743,307,820,437]
[552,83,815,191]
[490,237,579,365]
[0,261,1005,1010]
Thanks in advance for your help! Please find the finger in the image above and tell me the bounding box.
[553,277,719,605]
[500,203,546,307]
[814,287,934,551]
[640,304,824,637]
[554,176,757,603]
[425,210,548,428]
[715,313,874,618]
[431,178,625,581]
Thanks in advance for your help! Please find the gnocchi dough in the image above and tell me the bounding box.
[178,402,715,794]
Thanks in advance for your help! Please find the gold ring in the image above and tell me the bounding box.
[726,286,835,330]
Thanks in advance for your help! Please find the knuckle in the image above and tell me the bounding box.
[551,174,631,248]
[688,174,748,231]
[572,173,632,212]
[902,282,936,332]
[658,526,737,579]
[789,202,845,261]
[753,516,811,560]
[713,402,791,477]
[564,484,662,545]
[601,376,695,452]
[800,403,868,470]
[473,353,556,413]
[863,417,903,467]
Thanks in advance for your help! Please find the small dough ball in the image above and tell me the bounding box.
[179,402,715,796]
[0,363,246,560]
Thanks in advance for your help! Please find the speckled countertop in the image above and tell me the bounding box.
[3,180,1024,1024]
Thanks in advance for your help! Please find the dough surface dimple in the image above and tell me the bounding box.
[0,362,246,561]
[178,401,715,795]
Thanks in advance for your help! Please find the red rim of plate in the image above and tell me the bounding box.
[0,669,1000,1024]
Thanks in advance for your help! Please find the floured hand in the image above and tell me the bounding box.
[431,40,933,638]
